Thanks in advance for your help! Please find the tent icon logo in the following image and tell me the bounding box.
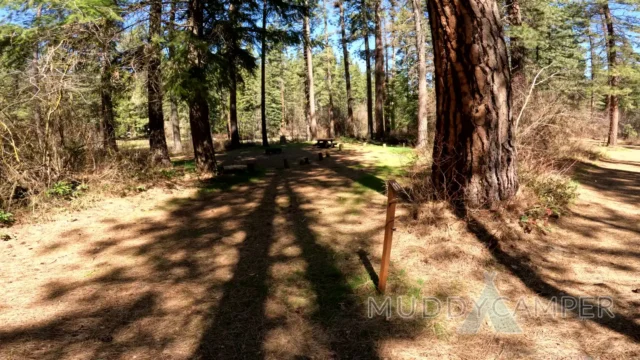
[458,272,522,334]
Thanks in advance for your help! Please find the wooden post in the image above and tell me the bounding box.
[378,180,400,293]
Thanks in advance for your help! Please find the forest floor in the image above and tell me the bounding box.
[0,142,639,359]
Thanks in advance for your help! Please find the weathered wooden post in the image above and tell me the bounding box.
[378,180,401,293]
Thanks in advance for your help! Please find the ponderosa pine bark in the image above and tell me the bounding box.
[374,0,385,140]
[187,0,216,172]
[602,3,618,147]
[427,0,518,207]
[337,0,355,136]
[303,0,317,139]
[362,0,374,139]
[411,0,428,147]
[147,0,171,166]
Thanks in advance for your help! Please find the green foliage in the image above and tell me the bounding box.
[622,124,638,139]
[526,175,578,214]
[0,210,14,226]
[46,181,88,198]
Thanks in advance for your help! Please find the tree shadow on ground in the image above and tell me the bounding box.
[454,206,640,343]
[0,146,423,359]
[572,160,640,206]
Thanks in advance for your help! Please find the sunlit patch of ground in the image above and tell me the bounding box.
[0,143,638,359]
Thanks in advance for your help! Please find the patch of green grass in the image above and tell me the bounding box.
[171,159,197,173]
[355,173,386,194]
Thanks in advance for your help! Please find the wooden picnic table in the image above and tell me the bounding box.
[315,138,336,148]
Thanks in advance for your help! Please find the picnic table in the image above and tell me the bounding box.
[315,138,337,148]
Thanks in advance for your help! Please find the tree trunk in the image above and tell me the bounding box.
[227,3,241,148]
[389,0,397,131]
[506,0,525,93]
[187,0,216,172]
[303,0,317,139]
[338,1,355,137]
[362,0,374,139]
[427,0,518,208]
[323,0,335,138]
[588,28,596,121]
[280,50,286,137]
[261,0,269,147]
[229,64,240,147]
[168,0,183,153]
[412,0,428,147]
[374,0,385,140]
[100,28,117,153]
[148,0,171,166]
[602,3,618,147]
[383,14,390,136]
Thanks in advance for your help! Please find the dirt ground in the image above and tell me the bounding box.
[0,143,638,359]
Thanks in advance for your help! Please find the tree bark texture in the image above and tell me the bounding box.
[602,3,618,147]
[187,0,217,172]
[427,0,518,207]
[148,0,171,166]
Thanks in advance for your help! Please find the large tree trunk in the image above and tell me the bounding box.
[427,0,518,208]
[506,0,525,93]
[303,1,317,139]
[323,0,335,138]
[374,0,385,140]
[412,0,428,147]
[261,0,269,147]
[147,0,171,166]
[168,0,183,153]
[187,0,216,172]
[100,29,117,153]
[602,3,618,147]
[338,1,355,137]
[362,0,374,139]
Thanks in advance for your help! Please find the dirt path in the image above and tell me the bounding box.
[0,144,638,359]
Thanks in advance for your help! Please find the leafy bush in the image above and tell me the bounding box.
[622,124,638,139]
[0,210,14,226]
[46,181,88,198]
[526,175,578,212]
[46,181,74,197]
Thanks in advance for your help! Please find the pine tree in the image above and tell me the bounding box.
[427,0,518,207]
[147,0,171,165]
